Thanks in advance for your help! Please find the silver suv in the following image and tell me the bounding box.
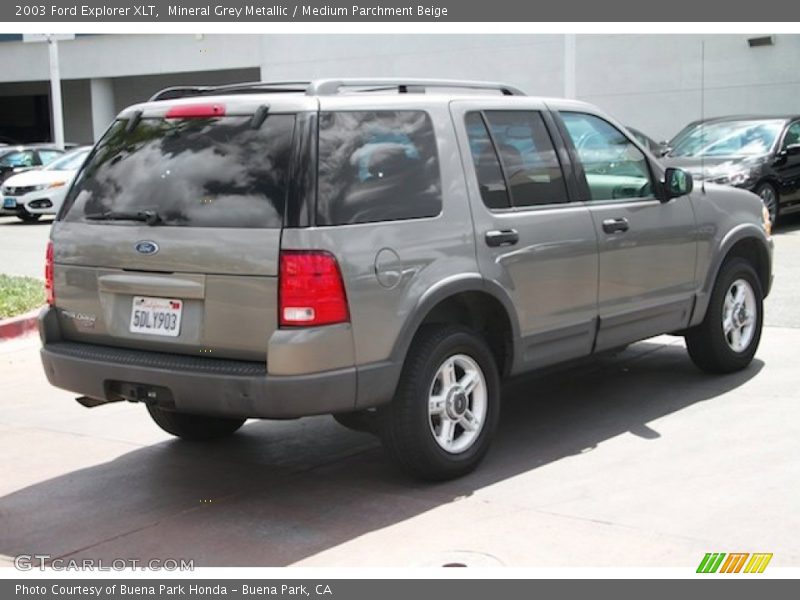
[39,79,773,480]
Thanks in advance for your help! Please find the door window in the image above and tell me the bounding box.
[465,110,568,208]
[0,150,35,168]
[783,122,800,149]
[561,112,654,201]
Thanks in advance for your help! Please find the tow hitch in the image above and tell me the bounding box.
[75,383,174,408]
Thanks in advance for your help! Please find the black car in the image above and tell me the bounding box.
[662,115,800,223]
[0,145,65,184]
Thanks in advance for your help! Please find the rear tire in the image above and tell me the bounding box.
[379,325,501,481]
[147,404,245,441]
[685,258,763,374]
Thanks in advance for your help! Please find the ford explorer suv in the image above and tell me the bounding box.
[39,79,773,480]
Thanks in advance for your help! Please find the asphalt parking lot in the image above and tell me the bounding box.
[1,213,799,568]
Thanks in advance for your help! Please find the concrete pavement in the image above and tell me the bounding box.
[0,213,799,568]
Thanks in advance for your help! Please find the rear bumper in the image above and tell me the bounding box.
[38,308,358,419]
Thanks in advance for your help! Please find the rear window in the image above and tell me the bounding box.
[316,110,442,225]
[61,114,295,228]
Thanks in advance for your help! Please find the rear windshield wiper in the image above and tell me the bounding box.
[84,209,162,226]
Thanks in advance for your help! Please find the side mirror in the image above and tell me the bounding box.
[664,167,693,201]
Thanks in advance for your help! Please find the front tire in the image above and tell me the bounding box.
[380,325,501,481]
[147,404,245,441]
[685,258,763,374]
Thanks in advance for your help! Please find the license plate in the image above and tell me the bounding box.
[3,197,16,209]
[129,296,183,337]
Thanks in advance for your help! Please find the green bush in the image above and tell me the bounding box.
[0,274,45,319]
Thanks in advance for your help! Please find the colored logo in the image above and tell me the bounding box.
[697,553,773,573]
[135,241,159,255]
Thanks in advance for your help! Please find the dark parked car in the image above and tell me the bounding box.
[0,145,65,184]
[662,115,800,223]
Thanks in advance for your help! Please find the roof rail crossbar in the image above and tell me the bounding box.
[307,78,525,97]
[149,81,312,102]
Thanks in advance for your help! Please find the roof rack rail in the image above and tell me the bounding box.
[147,78,526,102]
[307,78,525,97]
[148,81,311,102]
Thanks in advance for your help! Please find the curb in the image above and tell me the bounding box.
[0,307,42,341]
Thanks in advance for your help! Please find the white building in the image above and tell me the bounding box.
[0,33,797,145]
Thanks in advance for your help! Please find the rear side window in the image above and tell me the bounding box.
[316,110,442,225]
[61,114,295,228]
[465,111,568,208]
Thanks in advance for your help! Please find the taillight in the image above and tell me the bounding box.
[45,240,54,306]
[279,251,349,327]
[165,103,226,119]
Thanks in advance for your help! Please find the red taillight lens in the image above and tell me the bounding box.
[45,241,54,306]
[165,103,226,119]
[279,251,349,327]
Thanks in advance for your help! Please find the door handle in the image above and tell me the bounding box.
[485,229,519,247]
[602,218,629,234]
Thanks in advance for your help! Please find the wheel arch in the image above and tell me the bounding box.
[390,275,521,378]
[690,225,772,327]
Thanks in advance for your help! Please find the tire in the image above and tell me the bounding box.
[332,409,379,434]
[685,258,763,374]
[17,209,41,223]
[755,182,779,226]
[147,404,245,441]
[379,325,501,481]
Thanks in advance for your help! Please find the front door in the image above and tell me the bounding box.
[774,120,800,209]
[555,110,698,352]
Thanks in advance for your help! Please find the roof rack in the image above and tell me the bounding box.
[148,78,526,102]
[148,81,311,102]
[307,78,525,96]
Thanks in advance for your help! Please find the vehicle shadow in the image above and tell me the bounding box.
[0,340,763,566]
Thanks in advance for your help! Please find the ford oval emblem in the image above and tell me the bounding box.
[135,241,159,255]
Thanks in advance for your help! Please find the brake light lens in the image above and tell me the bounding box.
[165,103,226,119]
[279,251,349,327]
[45,241,54,306]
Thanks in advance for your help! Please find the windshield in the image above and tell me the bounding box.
[668,120,784,158]
[46,149,89,171]
[61,114,295,228]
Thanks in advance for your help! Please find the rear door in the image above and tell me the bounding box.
[451,100,599,371]
[554,109,697,351]
[52,102,302,361]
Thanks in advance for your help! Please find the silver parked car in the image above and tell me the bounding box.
[39,79,773,480]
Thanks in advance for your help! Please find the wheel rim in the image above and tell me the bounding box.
[758,186,777,223]
[428,353,488,454]
[722,278,757,353]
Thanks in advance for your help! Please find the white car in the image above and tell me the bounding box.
[1,147,90,222]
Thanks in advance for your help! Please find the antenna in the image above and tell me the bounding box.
[700,40,706,194]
